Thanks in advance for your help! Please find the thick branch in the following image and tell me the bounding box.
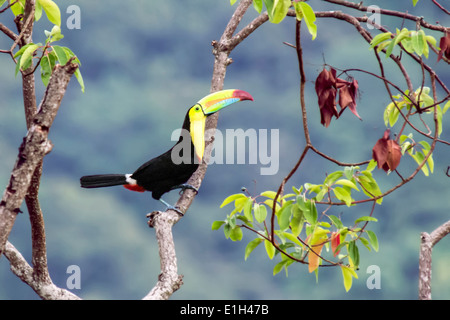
[419,220,450,300]
[143,211,184,300]
[143,0,259,300]
[4,241,80,300]
[0,60,78,257]
[324,0,448,32]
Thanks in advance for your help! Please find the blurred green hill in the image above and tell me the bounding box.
[0,1,449,299]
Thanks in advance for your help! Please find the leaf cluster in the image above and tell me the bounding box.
[213,161,382,291]
[9,0,84,92]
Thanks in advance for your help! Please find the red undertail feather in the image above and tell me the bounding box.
[124,184,146,192]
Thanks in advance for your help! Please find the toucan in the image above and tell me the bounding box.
[80,89,253,214]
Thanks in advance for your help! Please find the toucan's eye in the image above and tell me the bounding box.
[195,106,200,111]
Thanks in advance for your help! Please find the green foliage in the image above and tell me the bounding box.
[214,162,382,291]
[382,82,447,177]
[10,5,85,92]
[293,1,316,40]
[370,27,438,59]
[400,135,435,176]
[230,0,317,39]
[10,0,60,26]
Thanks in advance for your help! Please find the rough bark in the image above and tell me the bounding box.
[418,220,450,300]
[0,60,78,257]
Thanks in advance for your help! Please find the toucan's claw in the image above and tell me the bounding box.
[172,183,199,195]
[159,198,184,216]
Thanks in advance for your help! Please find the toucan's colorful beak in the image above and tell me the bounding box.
[197,89,254,115]
[189,89,253,163]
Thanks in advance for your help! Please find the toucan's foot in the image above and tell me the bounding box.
[171,183,199,195]
[159,198,185,216]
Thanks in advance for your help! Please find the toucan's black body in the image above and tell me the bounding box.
[80,89,253,212]
[80,110,197,200]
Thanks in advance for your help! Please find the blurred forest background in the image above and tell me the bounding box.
[0,0,449,299]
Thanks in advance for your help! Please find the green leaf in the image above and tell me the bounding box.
[10,0,25,16]
[290,204,304,236]
[348,241,360,268]
[358,171,383,204]
[370,32,392,49]
[419,141,434,174]
[411,151,429,176]
[243,198,254,222]
[260,190,278,199]
[74,67,85,93]
[366,230,379,252]
[265,0,290,24]
[385,28,409,58]
[253,0,263,13]
[52,45,69,65]
[211,220,226,230]
[254,203,267,223]
[335,179,359,191]
[341,265,358,292]
[410,31,424,56]
[229,226,243,241]
[40,51,56,86]
[19,43,39,71]
[38,0,61,26]
[15,55,22,76]
[264,239,276,259]
[412,0,419,6]
[46,25,64,43]
[333,187,353,207]
[282,232,303,247]
[304,183,322,194]
[14,43,33,59]
[230,0,238,5]
[293,2,317,40]
[220,193,247,208]
[443,100,450,114]
[245,238,263,260]
[300,198,317,225]
[224,223,232,239]
[277,201,293,231]
[366,159,377,172]
[273,260,286,276]
[35,0,43,21]
[436,105,443,137]
[344,166,358,181]
[354,216,378,224]
[324,171,343,186]
[328,215,343,229]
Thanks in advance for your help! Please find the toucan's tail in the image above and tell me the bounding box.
[80,174,127,188]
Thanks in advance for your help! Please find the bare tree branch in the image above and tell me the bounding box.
[4,241,80,300]
[419,220,450,300]
[142,211,184,300]
[0,60,78,257]
[142,0,258,300]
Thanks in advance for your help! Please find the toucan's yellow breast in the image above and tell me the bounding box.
[189,105,207,162]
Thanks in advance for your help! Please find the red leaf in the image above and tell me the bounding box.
[437,31,450,62]
[331,232,341,257]
[315,68,361,127]
[372,129,402,172]
[308,242,325,273]
[338,79,361,120]
[315,68,339,127]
